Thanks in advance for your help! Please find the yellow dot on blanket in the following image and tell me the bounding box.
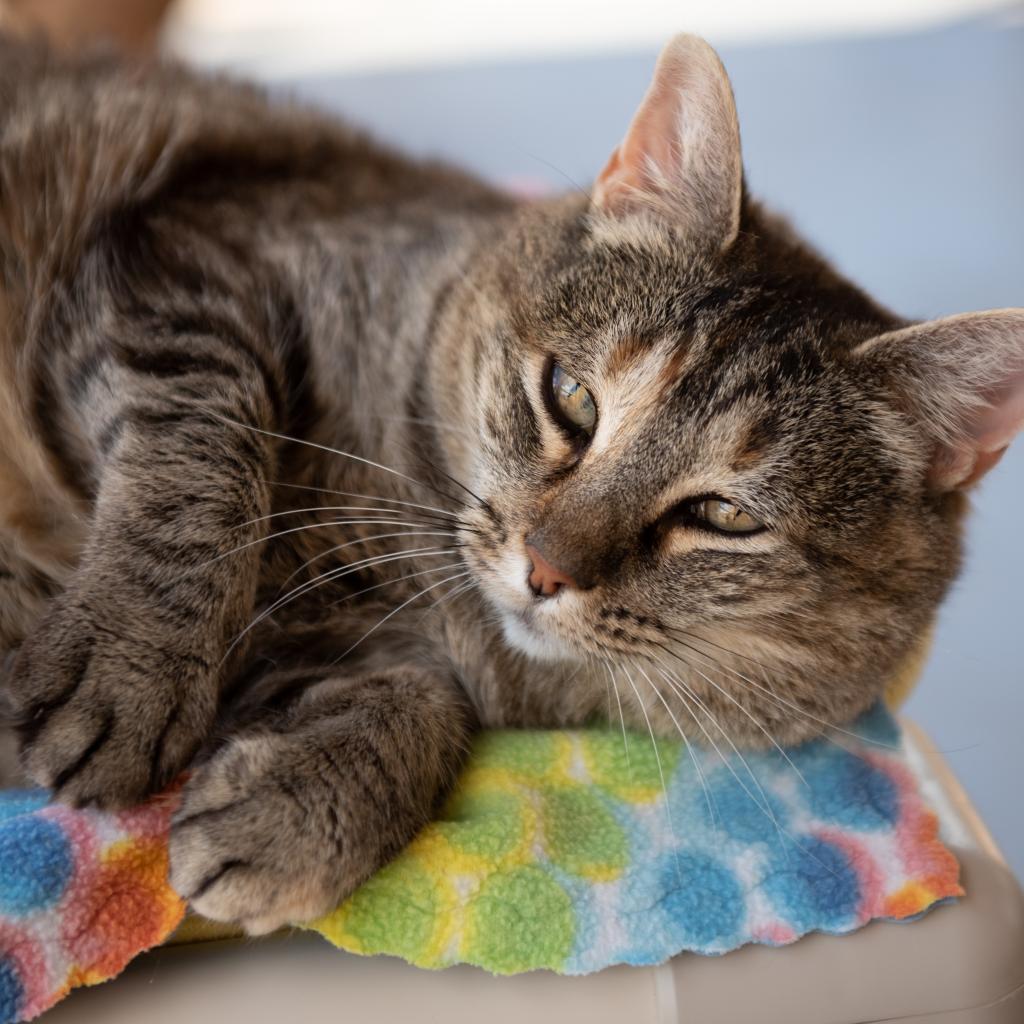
[319,857,439,962]
[582,730,683,803]
[470,731,574,783]
[462,865,574,973]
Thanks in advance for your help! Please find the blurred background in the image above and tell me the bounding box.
[3,0,1022,879]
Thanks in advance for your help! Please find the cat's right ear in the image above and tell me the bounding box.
[854,309,1024,491]
[592,34,743,251]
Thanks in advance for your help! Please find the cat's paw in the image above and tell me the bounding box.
[8,590,215,808]
[169,734,348,934]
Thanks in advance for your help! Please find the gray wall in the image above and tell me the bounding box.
[285,13,1024,878]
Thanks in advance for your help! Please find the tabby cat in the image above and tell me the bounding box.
[0,33,1021,934]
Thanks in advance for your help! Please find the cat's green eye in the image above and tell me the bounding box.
[689,498,764,535]
[547,361,597,436]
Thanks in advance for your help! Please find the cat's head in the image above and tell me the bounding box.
[442,35,1024,744]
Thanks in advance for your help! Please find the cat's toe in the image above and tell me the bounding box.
[169,735,346,932]
[10,594,214,807]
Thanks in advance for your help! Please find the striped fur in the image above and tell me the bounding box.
[0,35,1017,933]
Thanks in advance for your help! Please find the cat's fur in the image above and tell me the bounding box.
[0,34,1021,933]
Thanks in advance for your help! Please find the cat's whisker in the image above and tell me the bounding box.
[649,639,809,788]
[601,659,632,775]
[202,518,457,568]
[215,416,475,509]
[595,656,615,744]
[650,661,790,852]
[222,546,461,664]
[333,570,473,662]
[652,660,775,816]
[266,479,465,521]
[423,576,477,614]
[280,530,457,591]
[616,661,680,862]
[235,504,473,533]
[654,662,849,875]
[630,659,716,827]
[327,560,466,611]
[661,626,899,751]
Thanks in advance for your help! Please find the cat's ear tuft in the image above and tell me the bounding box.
[855,309,1024,491]
[592,34,743,251]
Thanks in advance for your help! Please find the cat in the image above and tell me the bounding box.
[0,32,1021,935]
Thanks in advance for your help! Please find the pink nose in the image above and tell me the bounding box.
[525,544,577,598]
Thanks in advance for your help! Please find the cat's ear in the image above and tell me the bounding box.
[592,34,743,250]
[854,309,1024,490]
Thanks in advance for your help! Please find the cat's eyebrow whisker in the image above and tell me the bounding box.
[215,415,474,509]
[332,570,473,663]
[221,546,461,664]
[661,626,899,751]
[650,640,808,787]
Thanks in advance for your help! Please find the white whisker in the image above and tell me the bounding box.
[202,518,455,567]
[617,661,681,867]
[334,571,472,661]
[267,480,463,520]
[217,416,473,508]
[222,546,459,663]
[652,641,808,787]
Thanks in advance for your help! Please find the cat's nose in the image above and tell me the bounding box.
[525,544,577,598]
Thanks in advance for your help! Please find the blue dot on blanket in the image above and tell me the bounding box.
[695,770,792,845]
[659,853,745,947]
[805,750,898,830]
[0,953,23,1023]
[0,816,73,916]
[762,836,861,932]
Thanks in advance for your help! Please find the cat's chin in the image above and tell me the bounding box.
[499,610,578,663]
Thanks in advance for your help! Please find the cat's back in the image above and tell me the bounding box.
[0,37,500,311]
[0,37,390,283]
[0,38,500,572]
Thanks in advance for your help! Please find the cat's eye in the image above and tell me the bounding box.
[688,498,764,535]
[546,361,597,437]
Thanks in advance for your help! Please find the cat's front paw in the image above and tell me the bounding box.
[8,591,216,808]
[169,734,350,934]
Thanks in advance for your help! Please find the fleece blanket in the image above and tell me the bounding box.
[0,703,961,1022]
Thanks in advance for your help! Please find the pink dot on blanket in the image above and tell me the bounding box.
[0,922,50,1021]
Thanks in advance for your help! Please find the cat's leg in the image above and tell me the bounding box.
[169,659,473,934]
[0,537,57,786]
[5,293,285,807]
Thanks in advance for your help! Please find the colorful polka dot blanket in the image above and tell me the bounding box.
[0,703,962,1022]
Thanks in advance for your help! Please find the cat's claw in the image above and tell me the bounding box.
[8,589,214,808]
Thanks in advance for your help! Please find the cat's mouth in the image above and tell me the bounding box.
[498,606,579,663]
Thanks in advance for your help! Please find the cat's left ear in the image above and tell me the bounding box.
[854,309,1024,491]
[592,34,743,251]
